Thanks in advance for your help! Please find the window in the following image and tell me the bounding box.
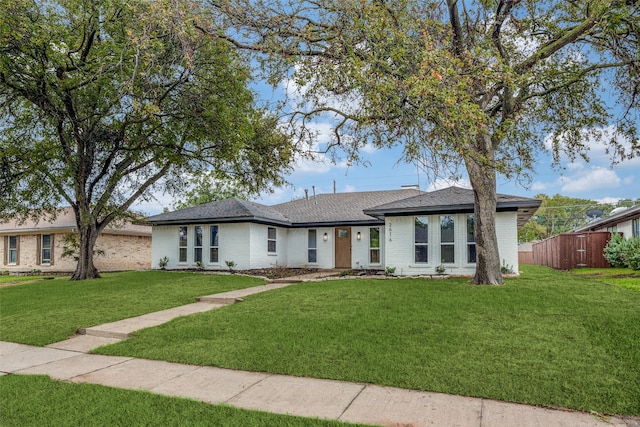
[267,227,276,253]
[308,230,317,263]
[440,215,455,263]
[194,226,203,264]
[414,217,428,263]
[466,215,476,264]
[633,219,639,238]
[8,236,18,265]
[178,226,188,263]
[41,234,52,265]
[210,226,219,263]
[607,225,618,233]
[370,227,380,264]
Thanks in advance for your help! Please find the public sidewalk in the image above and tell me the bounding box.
[1,278,638,427]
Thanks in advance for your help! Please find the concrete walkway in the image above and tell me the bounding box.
[1,278,638,427]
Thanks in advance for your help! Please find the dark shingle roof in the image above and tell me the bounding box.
[146,198,290,226]
[272,189,423,226]
[364,187,541,227]
[145,187,540,229]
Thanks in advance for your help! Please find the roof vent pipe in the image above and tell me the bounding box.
[312,185,317,205]
[305,189,309,200]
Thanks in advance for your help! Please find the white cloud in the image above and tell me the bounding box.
[343,184,357,193]
[560,167,622,193]
[427,178,471,192]
[595,196,623,205]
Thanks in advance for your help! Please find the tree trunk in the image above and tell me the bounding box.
[466,140,503,285]
[70,222,100,280]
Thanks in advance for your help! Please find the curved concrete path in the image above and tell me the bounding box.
[1,278,638,427]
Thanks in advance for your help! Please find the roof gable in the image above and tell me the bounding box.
[363,187,541,228]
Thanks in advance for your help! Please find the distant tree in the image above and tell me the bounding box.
[0,0,295,280]
[518,194,598,241]
[173,173,250,210]
[210,0,639,284]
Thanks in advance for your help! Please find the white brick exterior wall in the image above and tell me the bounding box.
[384,212,519,276]
[150,212,519,275]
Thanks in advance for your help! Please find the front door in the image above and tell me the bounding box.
[334,227,352,268]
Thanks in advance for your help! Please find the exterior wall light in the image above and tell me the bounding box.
[323,232,329,241]
[356,231,361,240]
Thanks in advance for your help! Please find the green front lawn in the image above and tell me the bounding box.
[95,265,640,416]
[570,267,640,291]
[0,270,264,345]
[0,375,368,427]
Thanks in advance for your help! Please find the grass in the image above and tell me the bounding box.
[0,375,368,427]
[95,265,640,416]
[0,270,264,345]
[570,267,640,291]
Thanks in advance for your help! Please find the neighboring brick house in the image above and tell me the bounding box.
[147,186,541,276]
[0,207,152,273]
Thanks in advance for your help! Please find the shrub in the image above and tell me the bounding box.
[603,234,627,268]
[622,237,640,270]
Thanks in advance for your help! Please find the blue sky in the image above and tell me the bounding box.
[253,131,639,207]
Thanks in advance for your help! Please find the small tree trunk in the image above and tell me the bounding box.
[70,223,100,280]
[467,139,503,285]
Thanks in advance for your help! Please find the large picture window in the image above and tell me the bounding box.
[633,218,639,238]
[414,217,428,263]
[178,226,188,263]
[210,226,219,263]
[467,215,476,263]
[370,227,380,264]
[267,227,277,253]
[194,226,203,264]
[41,234,52,265]
[440,215,455,263]
[308,230,317,263]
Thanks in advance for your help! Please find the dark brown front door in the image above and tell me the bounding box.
[335,227,352,268]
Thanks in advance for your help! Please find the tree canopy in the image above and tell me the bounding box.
[209,0,640,283]
[0,0,295,279]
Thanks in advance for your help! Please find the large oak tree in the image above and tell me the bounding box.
[0,0,295,279]
[209,0,639,284]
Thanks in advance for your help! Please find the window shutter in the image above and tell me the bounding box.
[36,235,42,265]
[16,236,20,265]
[50,234,55,266]
[2,236,6,265]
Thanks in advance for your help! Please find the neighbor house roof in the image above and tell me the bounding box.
[0,207,151,236]
[146,198,290,226]
[363,186,541,228]
[572,205,640,233]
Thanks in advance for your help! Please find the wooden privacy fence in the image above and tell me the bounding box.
[532,232,612,270]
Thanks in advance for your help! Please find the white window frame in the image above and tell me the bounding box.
[308,229,317,263]
[194,226,203,264]
[209,225,219,263]
[440,215,455,264]
[41,234,52,265]
[369,227,381,264]
[178,226,188,263]
[8,235,18,265]
[633,218,639,238]
[466,215,476,264]
[267,227,277,253]
[414,216,429,263]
